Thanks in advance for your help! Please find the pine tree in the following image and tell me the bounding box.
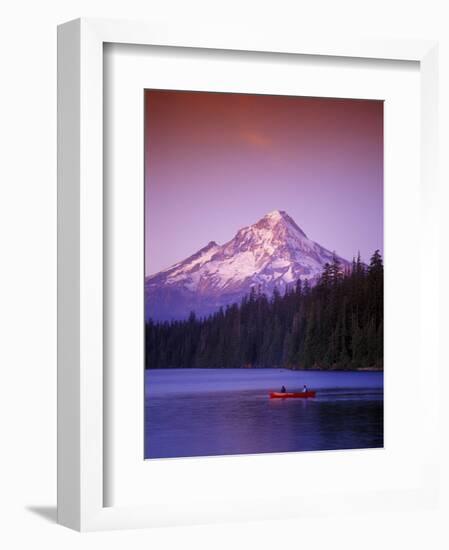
[145,250,384,371]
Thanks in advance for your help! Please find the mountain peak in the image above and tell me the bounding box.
[254,209,308,239]
[146,211,349,321]
[264,209,287,220]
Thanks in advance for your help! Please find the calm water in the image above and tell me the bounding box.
[144,368,383,459]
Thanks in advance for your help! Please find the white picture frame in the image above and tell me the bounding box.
[57,17,440,531]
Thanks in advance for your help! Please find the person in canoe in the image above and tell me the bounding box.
[303,384,308,393]
[281,385,287,393]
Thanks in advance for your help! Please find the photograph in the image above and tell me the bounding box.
[2,2,442,542]
[144,90,384,459]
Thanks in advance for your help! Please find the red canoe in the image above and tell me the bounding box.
[270,391,316,399]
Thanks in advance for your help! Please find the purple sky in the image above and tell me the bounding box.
[145,90,383,276]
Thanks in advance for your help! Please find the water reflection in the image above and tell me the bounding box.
[145,369,383,459]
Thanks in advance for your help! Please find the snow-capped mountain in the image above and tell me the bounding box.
[145,210,350,321]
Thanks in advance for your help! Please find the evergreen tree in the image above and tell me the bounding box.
[145,250,384,371]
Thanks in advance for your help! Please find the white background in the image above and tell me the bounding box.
[1,1,448,549]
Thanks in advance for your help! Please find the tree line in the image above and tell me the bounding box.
[145,250,383,371]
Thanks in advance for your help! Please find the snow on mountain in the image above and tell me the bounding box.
[145,210,350,321]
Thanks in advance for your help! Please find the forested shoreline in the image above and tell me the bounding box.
[145,251,383,371]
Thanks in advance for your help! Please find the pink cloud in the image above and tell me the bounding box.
[240,130,273,148]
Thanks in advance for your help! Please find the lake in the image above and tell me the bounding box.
[144,368,383,459]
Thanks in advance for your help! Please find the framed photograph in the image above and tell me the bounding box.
[143,89,384,460]
[58,18,440,531]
